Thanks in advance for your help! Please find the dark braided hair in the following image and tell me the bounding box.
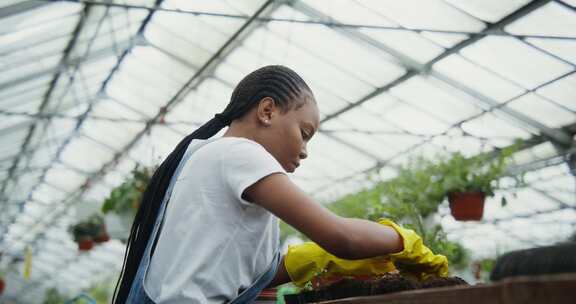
[113,65,313,303]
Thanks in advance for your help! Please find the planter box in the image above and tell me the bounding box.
[312,273,576,304]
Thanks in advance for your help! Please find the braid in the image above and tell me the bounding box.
[113,65,312,303]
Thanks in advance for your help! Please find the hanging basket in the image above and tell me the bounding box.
[448,192,486,221]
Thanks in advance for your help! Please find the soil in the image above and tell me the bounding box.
[420,276,469,289]
[285,274,469,304]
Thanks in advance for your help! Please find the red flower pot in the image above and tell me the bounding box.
[78,238,94,251]
[448,192,486,221]
[0,278,5,295]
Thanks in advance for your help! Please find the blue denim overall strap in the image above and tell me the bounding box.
[228,249,281,304]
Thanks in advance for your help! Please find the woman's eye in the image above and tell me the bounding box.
[301,130,308,139]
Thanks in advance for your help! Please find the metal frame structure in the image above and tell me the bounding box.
[0,0,575,301]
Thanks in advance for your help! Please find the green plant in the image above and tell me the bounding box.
[479,258,496,274]
[101,165,153,215]
[379,157,446,219]
[43,287,66,304]
[88,280,113,304]
[311,155,483,267]
[69,214,104,242]
[438,144,522,206]
[420,225,469,270]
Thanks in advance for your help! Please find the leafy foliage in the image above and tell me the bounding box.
[438,145,521,197]
[43,288,66,304]
[281,145,522,268]
[101,166,153,215]
[88,280,113,304]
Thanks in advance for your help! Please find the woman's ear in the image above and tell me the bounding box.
[257,97,276,127]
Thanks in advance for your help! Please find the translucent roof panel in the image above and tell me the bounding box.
[433,54,526,102]
[505,2,576,38]
[460,112,534,140]
[357,0,486,32]
[459,36,574,90]
[389,76,483,124]
[505,93,576,128]
[0,2,81,35]
[445,0,531,23]
[536,72,576,112]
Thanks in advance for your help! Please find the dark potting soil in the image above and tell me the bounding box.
[285,274,469,304]
[419,276,469,289]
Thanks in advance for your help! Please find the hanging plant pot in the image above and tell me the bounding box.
[448,191,486,221]
[94,230,110,243]
[94,223,110,243]
[0,277,5,295]
[78,237,94,251]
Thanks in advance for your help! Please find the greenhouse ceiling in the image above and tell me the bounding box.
[0,0,575,302]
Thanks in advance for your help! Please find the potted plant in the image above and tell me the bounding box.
[438,145,521,221]
[101,165,152,215]
[69,214,107,251]
[70,221,95,251]
[90,214,109,244]
[101,165,153,241]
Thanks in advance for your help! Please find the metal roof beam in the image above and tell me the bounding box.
[0,0,47,19]
[151,40,390,167]
[0,0,167,230]
[0,36,136,91]
[0,4,93,200]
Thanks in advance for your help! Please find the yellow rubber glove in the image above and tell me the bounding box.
[284,242,397,287]
[378,219,449,280]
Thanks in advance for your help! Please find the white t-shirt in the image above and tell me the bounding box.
[144,137,285,304]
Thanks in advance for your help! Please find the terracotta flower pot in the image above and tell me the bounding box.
[78,238,94,251]
[448,192,486,221]
[94,225,110,243]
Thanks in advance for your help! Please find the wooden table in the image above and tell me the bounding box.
[317,273,576,304]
